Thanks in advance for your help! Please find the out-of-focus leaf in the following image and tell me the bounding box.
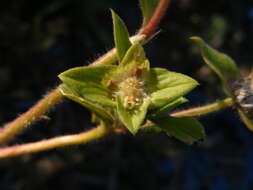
[58,65,116,107]
[139,0,159,25]
[154,117,205,144]
[59,84,114,124]
[111,9,132,62]
[149,97,188,119]
[149,68,198,109]
[117,96,150,134]
[191,36,240,93]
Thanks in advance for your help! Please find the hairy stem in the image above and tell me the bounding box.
[0,125,111,159]
[0,98,234,159]
[171,98,234,117]
[0,88,63,144]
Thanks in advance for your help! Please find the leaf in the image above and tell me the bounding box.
[111,9,132,62]
[117,96,150,135]
[59,84,114,124]
[139,0,159,26]
[58,65,116,107]
[238,109,253,132]
[149,97,188,119]
[149,68,198,109]
[191,36,240,93]
[154,117,205,144]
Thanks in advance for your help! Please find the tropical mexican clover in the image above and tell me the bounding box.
[58,11,199,135]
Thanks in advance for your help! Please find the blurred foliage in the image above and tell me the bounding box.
[1,0,253,189]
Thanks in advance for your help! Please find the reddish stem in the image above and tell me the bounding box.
[140,0,171,38]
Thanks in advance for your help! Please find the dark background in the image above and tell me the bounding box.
[1,0,253,189]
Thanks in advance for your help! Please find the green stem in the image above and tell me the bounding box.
[238,109,253,131]
[171,98,234,117]
[0,98,234,159]
[0,125,111,159]
[0,88,63,144]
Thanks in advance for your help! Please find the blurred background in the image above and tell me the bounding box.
[1,0,253,189]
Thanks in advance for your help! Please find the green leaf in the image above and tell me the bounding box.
[111,9,132,62]
[58,65,116,107]
[154,117,205,144]
[139,0,159,25]
[238,109,253,132]
[191,36,240,93]
[149,97,188,119]
[149,68,198,109]
[117,96,150,135]
[59,84,114,124]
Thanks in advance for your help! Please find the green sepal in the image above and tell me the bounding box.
[117,95,150,135]
[59,84,114,124]
[58,65,116,107]
[191,36,240,94]
[106,43,150,83]
[149,68,198,109]
[139,0,159,26]
[120,43,147,66]
[149,97,188,119]
[111,9,132,62]
[153,117,205,144]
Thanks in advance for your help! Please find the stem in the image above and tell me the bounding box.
[0,98,234,159]
[139,0,171,38]
[171,98,234,117]
[0,125,111,159]
[238,109,253,131]
[0,88,63,144]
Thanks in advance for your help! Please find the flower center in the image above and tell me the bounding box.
[118,77,147,109]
